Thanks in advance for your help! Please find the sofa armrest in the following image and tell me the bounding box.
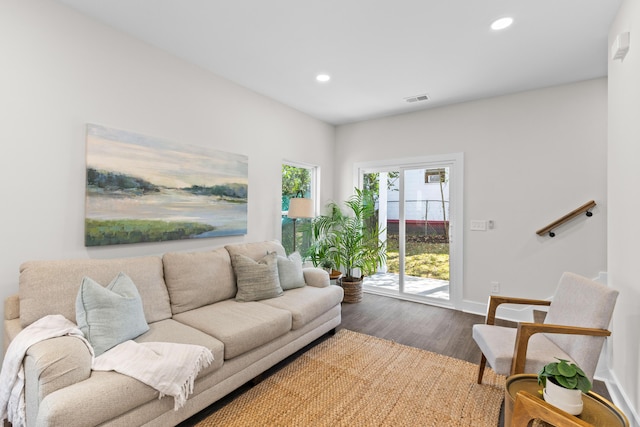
[303,268,330,288]
[5,294,20,321]
[24,336,92,424]
[4,294,21,352]
[4,319,22,353]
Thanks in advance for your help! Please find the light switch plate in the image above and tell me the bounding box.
[490,281,500,294]
[470,220,487,231]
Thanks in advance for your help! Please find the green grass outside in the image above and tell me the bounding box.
[385,234,450,281]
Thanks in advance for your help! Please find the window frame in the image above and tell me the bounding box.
[281,160,319,255]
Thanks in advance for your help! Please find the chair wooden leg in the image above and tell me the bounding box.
[477,354,487,384]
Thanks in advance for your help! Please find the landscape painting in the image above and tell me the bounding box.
[85,124,248,246]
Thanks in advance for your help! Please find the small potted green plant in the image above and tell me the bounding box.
[307,236,332,272]
[537,358,592,415]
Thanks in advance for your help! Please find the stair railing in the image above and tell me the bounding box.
[536,200,596,238]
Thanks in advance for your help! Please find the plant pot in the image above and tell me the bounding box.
[543,379,584,415]
[329,270,342,280]
[341,276,363,303]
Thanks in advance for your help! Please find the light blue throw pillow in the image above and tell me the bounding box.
[277,252,306,290]
[76,272,149,356]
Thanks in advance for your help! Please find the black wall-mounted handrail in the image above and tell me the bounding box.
[536,200,596,238]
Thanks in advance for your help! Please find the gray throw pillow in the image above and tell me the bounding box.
[232,252,283,301]
[75,272,149,356]
[277,252,306,290]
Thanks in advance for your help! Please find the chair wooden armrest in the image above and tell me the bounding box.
[511,390,594,427]
[486,295,552,325]
[510,322,611,375]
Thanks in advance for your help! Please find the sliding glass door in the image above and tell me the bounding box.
[359,154,463,308]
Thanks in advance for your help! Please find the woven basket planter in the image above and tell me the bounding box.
[341,277,363,303]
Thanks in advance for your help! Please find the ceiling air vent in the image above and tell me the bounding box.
[404,93,429,103]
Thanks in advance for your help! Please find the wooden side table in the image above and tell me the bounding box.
[504,374,629,427]
[329,270,342,286]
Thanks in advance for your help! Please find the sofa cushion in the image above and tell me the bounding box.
[135,319,224,377]
[163,248,236,315]
[303,268,331,288]
[172,300,292,359]
[76,272,149,356]
[277,252,306,290]
[225,240,286,261]
[37,370,158,427]
[232,252,283,302]
[259,285,344,330]
[19,257,171,328]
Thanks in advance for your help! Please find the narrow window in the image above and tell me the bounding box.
[282,162,317,255]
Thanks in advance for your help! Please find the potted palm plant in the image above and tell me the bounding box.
[307,188,386,303]
[537,358,592,415]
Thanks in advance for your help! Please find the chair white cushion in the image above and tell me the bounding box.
[472,324,573,376]
[543,272,618,380]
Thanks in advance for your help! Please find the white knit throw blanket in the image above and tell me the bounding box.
[0,315,92,427]
[93,340,214,410]
[0,315,214,426]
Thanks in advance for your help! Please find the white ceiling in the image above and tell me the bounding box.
[57,0,621,125]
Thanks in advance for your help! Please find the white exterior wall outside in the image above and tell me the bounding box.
[385,169,450,222]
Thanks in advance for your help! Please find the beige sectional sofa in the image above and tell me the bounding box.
[3,240,344,426]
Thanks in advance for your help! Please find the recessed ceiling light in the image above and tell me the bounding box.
[316,74,331,83]
[491,17,513,31]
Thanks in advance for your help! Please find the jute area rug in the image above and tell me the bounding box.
[196,329,505,426]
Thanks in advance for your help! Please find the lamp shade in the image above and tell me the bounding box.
[287,198,314,219]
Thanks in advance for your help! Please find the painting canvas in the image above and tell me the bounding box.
[85,124,248,246]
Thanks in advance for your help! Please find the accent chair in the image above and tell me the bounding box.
[473,272,619,384]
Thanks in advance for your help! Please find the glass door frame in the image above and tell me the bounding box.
[355,153,464,309]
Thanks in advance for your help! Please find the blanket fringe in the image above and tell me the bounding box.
[161,347,214,410]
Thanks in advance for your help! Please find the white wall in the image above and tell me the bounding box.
[608,0,640,424]
[336,79,608,306]
[0,0,335,342]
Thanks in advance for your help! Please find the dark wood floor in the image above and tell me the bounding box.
[340,293,609,397]
[181,292,609,425]
[339,293,512,364]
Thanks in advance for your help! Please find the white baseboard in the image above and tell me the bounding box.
[599,370,640,427]
[593,272,639,426]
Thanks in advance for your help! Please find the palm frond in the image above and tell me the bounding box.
[306,188,387,280]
